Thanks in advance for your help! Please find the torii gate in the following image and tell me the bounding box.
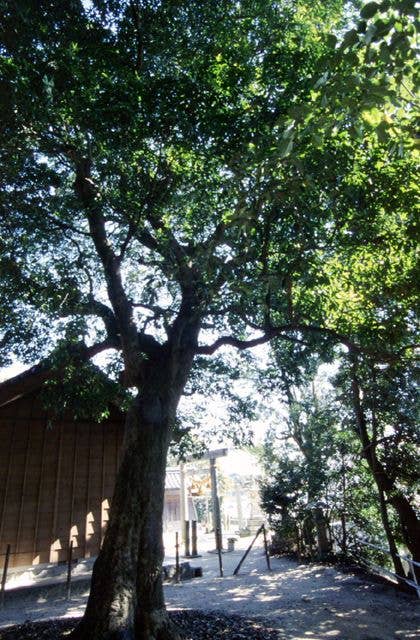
[180,448,228,551]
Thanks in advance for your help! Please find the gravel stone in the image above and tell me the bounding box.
[0,610,283,640]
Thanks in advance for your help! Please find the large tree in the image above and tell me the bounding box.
[256,132,419,577]
[0,0,417,638]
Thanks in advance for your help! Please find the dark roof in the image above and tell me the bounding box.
[0,341,117,410]
[0,363,51,408]
[0,361,124,414]
[165,468,181,490]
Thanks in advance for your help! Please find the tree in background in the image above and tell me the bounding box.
[259,346,339,560]
[335,353,420,580]
[258,343,419,580]
[0,0,417,637]
[256,8,419,577]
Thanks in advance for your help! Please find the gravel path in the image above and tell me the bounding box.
[0,611,281,640]
[0,539,418,639]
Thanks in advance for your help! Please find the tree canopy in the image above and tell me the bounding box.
[1,0,417,370]
[0,0,418,638]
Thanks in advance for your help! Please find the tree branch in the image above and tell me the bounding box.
[70,152,152,381]
[85,296,119,342]
[195,327,309,355]
[44,211,91,237]
[196,322,361,356]
[197,318,415,364]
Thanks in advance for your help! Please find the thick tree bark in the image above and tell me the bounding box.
[69,149,204,638]
[70,345,194,640]
[312,506,331,560]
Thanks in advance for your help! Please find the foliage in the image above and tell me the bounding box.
[259,344,419,572]
[40,350,125,422]
[0,0,417,373]
[333,353,420,519]
[259,361,342,556]
[0,0,418,632]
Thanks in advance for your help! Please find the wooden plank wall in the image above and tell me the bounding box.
[0,391,124,568]
[163,492,181,531]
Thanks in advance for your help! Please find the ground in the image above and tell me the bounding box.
[0,535,418,639]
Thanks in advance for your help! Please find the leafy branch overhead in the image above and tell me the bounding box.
[0,2,418,637]
[1,0,417,379]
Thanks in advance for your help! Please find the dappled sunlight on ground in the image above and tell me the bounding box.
[164,546,419,639]
[0,538,418,639]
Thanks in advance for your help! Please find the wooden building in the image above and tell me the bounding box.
[163,468,197,533]
[0,367,186,569]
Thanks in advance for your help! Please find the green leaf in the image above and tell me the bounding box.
[371,18,394,40]
[375,120,390,143]
[340,29,359,51]
[314,72,329,89]
[326,34,337,49]
[399,0,417,16]
[360,2,380,20]
[379,43,390,62]
[277,135,294,159]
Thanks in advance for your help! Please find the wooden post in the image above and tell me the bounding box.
[216,527,223,578]
[233,524,263,576]
[0,544,11,608]
[191,520,199,557]
[175,532,180,583]
[69,426,78,553]
[262,525,271,571]
[0,424,16,551]
[184,520,191,557]
[179,463,188,545]
[183,448,227,548]
[84,421,92,559]
[210,457,223,551]
[66,540,73,600]
[100,424,106,547]
[235,480,244,531]
[296,524,302,560]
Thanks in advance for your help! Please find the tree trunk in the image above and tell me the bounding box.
[387,492,420,581]
[70,364,186,640]
[340,452,347,555]
[313,506,331,560]
[377,486,406,580]
[368,456,420,582]
[350,359,420,582]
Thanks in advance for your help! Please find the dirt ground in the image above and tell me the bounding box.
[0,537,418,640]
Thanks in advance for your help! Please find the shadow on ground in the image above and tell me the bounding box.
[0,546,418,640]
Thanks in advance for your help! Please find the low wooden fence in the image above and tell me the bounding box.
[0,541,77,607]
[352,538,420,598]
[1,522,274,607]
